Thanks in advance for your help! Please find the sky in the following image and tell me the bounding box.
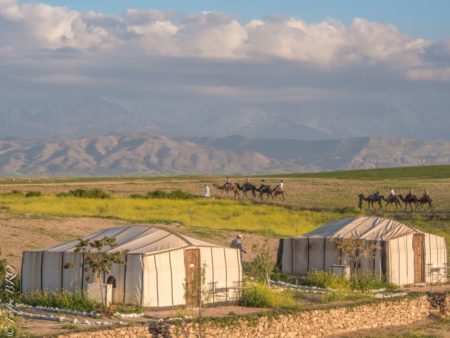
[21,0,450,40]
[1,0,450,140]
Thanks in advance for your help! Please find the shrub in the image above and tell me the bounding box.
[304,271,350,290]
[304,271,398,291]
[58,189,110,199]
[130,189,195,200]
[10,190,24,196]
[350,274,398,291]
[0,256,20,302]
[239,284,297,308]
[114,304,143,314]
[0,313,19,337]
[247,239,274,285]
[270,266,295,283]
[25,191,42,198]
[20,290,99,312]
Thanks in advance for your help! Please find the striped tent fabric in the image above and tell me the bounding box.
[278,217,447,286]
[21,225,242,307]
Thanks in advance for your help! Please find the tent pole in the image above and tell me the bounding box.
[122,254,128,304]
[40,252,44,291]
[169,251,174,306]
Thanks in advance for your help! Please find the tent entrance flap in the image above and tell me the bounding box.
[184,249,200,307]
[413,234,425,283]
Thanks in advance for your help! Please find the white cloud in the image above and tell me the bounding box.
[0,0,433,68]
[347,18,430,66]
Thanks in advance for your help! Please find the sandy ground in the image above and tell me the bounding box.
[0,211,123,270]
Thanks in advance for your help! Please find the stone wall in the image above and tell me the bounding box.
[58,294,447,338]
[57,325,153,338]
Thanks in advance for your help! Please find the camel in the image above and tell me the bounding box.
[418,194,433,210]
[213,182,240,199]
[382,195,402,210]
[271,186,285,200]
[237,182,258,198]
[398,194,418,211]
[257,185,272,200]
[358,193,383,210]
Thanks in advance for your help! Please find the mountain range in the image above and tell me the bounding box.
[1,133,450,176]
[1,96,450,142]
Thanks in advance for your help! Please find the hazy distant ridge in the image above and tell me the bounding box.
[0,134,449,176]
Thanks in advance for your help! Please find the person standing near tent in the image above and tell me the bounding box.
[204,184,210,198]
[231,234,246,254]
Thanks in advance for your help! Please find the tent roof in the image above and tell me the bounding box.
[302,217,420,240]
[42,225,219,254]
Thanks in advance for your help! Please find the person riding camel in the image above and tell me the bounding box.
[274,180,284,192]
[372,190,380,200]
[389,187,395,197]
[259,179,267,191]
[406,190,413,200]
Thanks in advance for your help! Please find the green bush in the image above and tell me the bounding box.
[350,274,397,291]
[0,314,20,337]
[304,271,350,290]
[57,189,110,199]
[239,284,297,308]
[304,271,398,291]
[130,189,195,200]
[25,191,42,198]
[20,290,99,312]
[0,257,20,302]
[9,190,24,196]
[114,304,143,314]
[270,266,295,283]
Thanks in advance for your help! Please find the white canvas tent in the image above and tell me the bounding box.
[21,226,242,307]
[278,217,448,286]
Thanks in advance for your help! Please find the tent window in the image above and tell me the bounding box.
[106,276,117,288]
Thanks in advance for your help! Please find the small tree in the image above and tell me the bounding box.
[183,263,211,338]
[332,237,379,276]
[249,239,274,286]
[66,237,125,312]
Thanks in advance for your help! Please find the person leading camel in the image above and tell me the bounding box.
[204,184,210,198]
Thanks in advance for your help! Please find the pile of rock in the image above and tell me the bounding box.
[427,292,448,315]
[14,303,100,317]
[269,280,328,293]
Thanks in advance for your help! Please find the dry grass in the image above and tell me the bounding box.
[1,176,450,211]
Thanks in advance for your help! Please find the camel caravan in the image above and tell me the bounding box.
[213,178,285,200]
[358,188,433,211]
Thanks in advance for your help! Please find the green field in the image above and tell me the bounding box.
[268,165,450,180]
[0,194,449,249]
[0,194,352,237]
[1,165,450,184]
